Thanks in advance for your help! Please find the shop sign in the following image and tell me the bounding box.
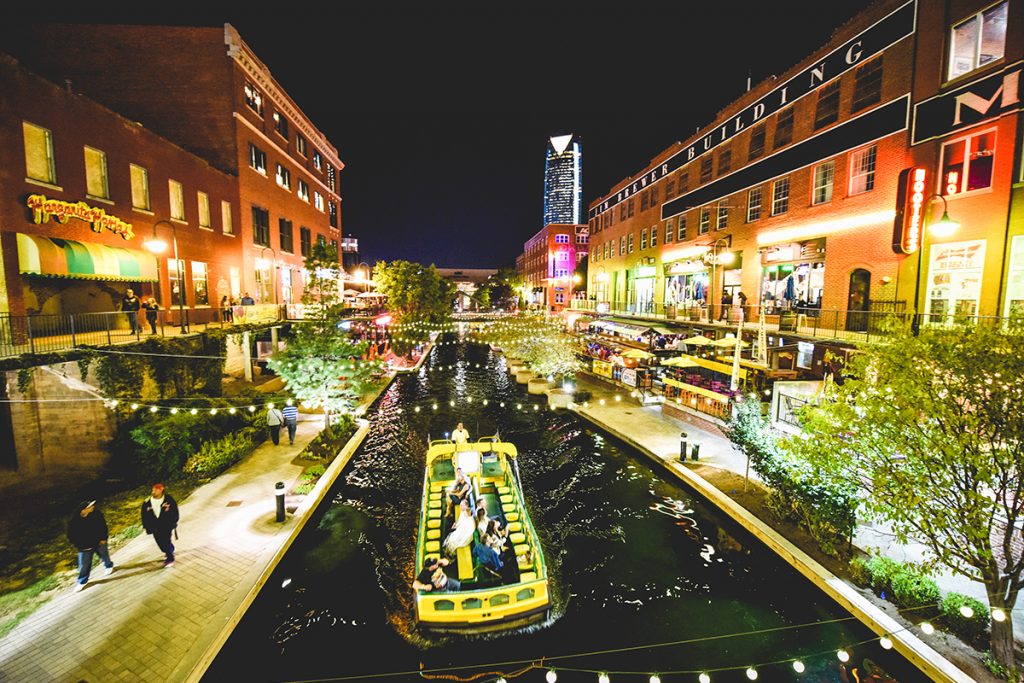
[932,240,986,272]
[620,368,638,387]
[26,194,134,240]
[912,62,1022,145]
[764,246,796,263]
[637,265,658,278]
[892,167,927,254]
[593,359,613,378]
[667,260,706,275]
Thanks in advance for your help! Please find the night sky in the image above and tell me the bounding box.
[4,2,868,269]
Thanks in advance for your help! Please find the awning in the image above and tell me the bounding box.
[17,234,157,282]
[595,317,656,337]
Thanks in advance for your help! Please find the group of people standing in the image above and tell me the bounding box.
[119,288,160,335]
[68,483,180,592]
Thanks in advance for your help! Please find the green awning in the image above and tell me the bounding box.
[17,233,158,282]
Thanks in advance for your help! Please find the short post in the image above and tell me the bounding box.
[275,481,286,522]
[690,440,701,461]
[679,431,688,462]
[70,313,77,347]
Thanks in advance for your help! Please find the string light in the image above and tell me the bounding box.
[598,675,610,683]
[546,670,557,683]
[792,661,805,673]
[920,622,935,635]
[745,667,758,680]
[699,674,711,683]
[836,649,850,662]
[993,608,1007,622]
[879,635,893,650]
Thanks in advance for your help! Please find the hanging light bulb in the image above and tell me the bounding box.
[745,667,758,680]
[229,407,237,414]
[249,406,256,412]
[837,650,850,662]
[649,676,661,683]
[169,408,178,415]
[792,660,805,673]
[598,675,610,683]
[149,406,159,413]
[500,402,505,407]
[109,399,119,407]
[414,406,421,413]
[482,399,488,406]
[993,608,1007,622]
[467,396,473,403]
[959,605,975,618]
[210,408,218,415]
[699,675,711,683]
[920,622,935,635]
[546,671,557,683]
[190,408,198,415]
[879,636,893,650]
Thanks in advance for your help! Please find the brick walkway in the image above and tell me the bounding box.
[0,416,324,683]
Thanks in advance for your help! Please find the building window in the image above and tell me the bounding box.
[192,261,209,306]
[948,2,1007,81]
[313,151,323,171]
[748,126,766,161]
[198,191,211,228]
[814,80,841,129]
[628,198,635,218]
[941,129,996,195]
[700,156,713,183]
[718,147,732,176]
[23,122,56,184]
[314,191,325,211]
[620,203,627,221]
[297,179,310,202]
[555,234,570,243]
[665,219,674,244]
[812,161,835,205]
[677,215,686,241]
[252,206,270,247]
[619,236,626,256]
[326,163,336,192]
[169,180,185,221]
[650,223,658,248]
[249,144,267,175]
[678,172,688,194]
[244,82,264,116]
[168,259,185,307]
[130,164,150,210]
[640,228,648,250]
[666,178,676,198]
[604,242,610,259]
[716,201,729,230]
[772,178,790,215]
[296,134,307,157]
[83,146,109,199]
[275,164,291,190]
[699,207,711,234]
[329,201,338,228]
[640,190,649,212]
[300,226,312,257]
[221,201,233,235]
[849,145,877,195]
[279,218,294,253]
[747,186,762,222]
[273,112,289,138]
[650,185,658,207]
[852,56,884,112]
[627,233,634,253]
[774,107,794,149]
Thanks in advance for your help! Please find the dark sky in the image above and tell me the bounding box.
[4,2,868,269]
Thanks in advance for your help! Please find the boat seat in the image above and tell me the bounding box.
[429,492,442,501]
[517,553,534,570]
[427,519,441,529]
[506,521,523,533]
[502,503,517,514]
[431,483,446,492]
[456,544,474,581]
[509,532,526,544]
[520,572,537,582]
[426,529,440,540]
[499,494,513,504]
[514,544,530,556]
[425,541,440,553]
[505,512,520,522]
[497,485,510,495]
[428,508,441,519]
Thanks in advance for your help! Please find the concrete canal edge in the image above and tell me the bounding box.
[183,348,430,682]
[571,407,975,683]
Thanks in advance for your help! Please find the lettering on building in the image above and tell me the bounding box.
[892,167,927,254]
[26,194,135,240]
[912,62,1023,144]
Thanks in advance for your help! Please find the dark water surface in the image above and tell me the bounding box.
[205,339,921,683]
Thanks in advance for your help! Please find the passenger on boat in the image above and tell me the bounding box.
[413,556,455,592]
[443,499,476,555]
[446,468,471,517]
[472,537,503,572]
[475,506,490,538]
[484,519,508,551]
[452,422,470,445]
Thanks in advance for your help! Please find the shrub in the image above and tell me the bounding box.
[184,430,258,476]
[890,569,941,609]
[849,556,871,587]
[939,592,989,644]
[864,555,904,595]
[302,414,357,461]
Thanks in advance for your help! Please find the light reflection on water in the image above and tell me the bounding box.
[205,339,918,683]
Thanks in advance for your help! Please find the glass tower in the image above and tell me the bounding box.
[543,134,582,226]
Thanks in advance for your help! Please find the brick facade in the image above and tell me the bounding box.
[518,223,588,312]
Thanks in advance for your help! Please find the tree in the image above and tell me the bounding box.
[788,321,1024,671]
[485,268,522,311]
[268,243,376,424]
[373,260,455,354]
[470,285,490,311]
[481,315,582,382]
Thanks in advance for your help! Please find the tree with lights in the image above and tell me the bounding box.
[481,316,582,383]
[788,321,1024,671]
[268,242,376,424]
[372,260,455,354]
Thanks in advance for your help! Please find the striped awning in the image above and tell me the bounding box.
[17,234,158,282]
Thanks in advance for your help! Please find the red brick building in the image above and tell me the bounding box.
[0,53,240,320]
[5,23,345,307]
[518,223,589,312]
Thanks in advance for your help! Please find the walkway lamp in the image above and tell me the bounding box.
[144,220,186,334]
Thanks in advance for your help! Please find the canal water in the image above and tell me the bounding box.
[205,339,919,682]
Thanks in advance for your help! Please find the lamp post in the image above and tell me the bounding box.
[911,195,959,335]
[259,245,278,305]
[352,261,370,293]
[703,237,735,323]
[144,220,186,334]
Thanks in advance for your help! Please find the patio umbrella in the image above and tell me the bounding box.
[622,348,654,359]
[711,337,749,348]
[661,356,699,367]
[681,335,714,346]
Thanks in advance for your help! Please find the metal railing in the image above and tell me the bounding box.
[0,304,284,359]
[567,300,1012,343]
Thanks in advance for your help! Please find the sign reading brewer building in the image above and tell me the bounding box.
[26,194,135,240]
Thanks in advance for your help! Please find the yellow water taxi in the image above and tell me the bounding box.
[414,436,550,632]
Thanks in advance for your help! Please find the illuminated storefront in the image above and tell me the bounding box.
[924,240,985,322]
[760,239,826,313]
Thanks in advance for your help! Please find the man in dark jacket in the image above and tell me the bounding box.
[141,483,180,567]
[67,500,114,592]
[121,288,141,334]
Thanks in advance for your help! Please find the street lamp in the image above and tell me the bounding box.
[144,220,186,334]
[703,236,734,323]
[257,245,278,304]
[911,195,959,335]
[352,261,370,293]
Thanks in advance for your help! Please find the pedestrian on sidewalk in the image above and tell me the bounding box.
[266,403,285,445]
[67,500,114,591]
[144,297,160,334]
[282,400,299,445]
[141,483,179,567]
[121,288,141,334]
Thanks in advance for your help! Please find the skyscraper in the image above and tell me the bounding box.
[543,134,582,226]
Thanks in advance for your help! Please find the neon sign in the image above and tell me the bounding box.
[892,167,927,254]
[945,170,960,195]
[26,194,134,240]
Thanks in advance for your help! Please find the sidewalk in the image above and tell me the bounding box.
[572,374,1022,639]
[0,416,324,683]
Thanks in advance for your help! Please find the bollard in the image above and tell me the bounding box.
[691,441,701,461]
[275,481,286,522]
[679,431,688,462]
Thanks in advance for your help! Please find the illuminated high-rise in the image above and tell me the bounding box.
[543,134,583,226]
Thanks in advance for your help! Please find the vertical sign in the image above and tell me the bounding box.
[892,167,927,254]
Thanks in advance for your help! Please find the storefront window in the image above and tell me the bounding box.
[665,267,709,309]
[762,260,825,312]
[1004,235,1024,318]
[168,259,185,307]
[281,268,294,304]
[192,262,209,306]
[925,240,986,324]
[940,129,995,195]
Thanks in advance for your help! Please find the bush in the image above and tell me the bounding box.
[939,592,990,644]
[849,556,871,586]
[302,414,357,461]
[864,555,904,595]
[184,430,258,476]
[890,569,941,609]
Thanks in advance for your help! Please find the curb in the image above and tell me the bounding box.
[572,406,974,683]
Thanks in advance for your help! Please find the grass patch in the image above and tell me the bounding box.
[0,575,60,639]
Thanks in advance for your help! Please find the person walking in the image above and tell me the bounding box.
[266,403,285,445]
[121,288,141,334]
[67,500,114,592]
[282,400,299,445]
[144,297,160,334]
[141,483,179,567]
